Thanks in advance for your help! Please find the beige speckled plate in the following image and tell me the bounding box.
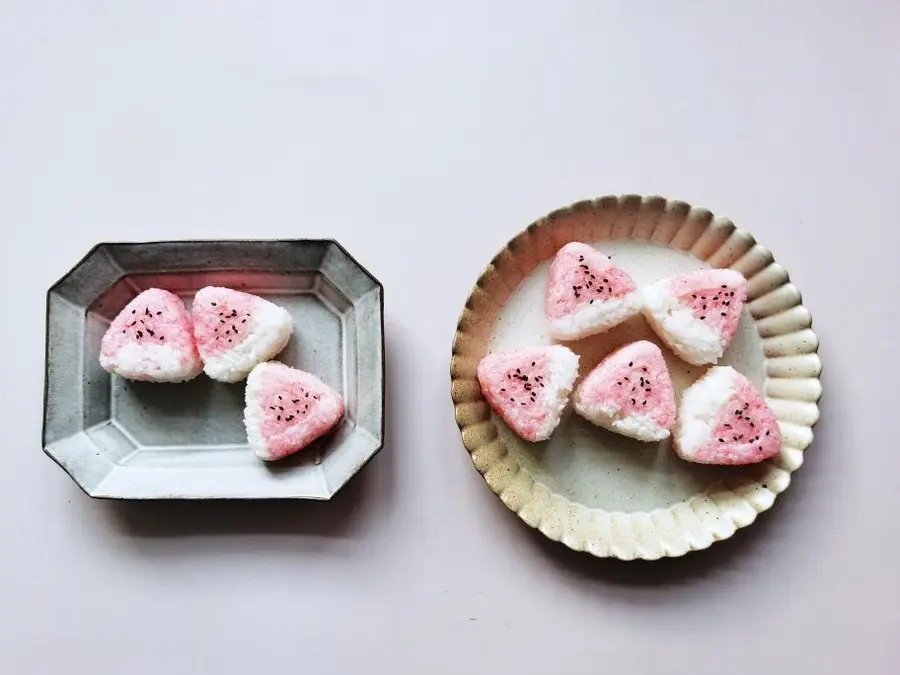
[450,195,822,560]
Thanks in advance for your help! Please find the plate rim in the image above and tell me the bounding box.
[450,194,822,560]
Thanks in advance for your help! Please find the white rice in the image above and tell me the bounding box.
[244,364,273,458]
[548,292,642,341]
[202,300,293,382]
[532,345,580,440]
[573,393,669,442]
[100,342,202,383]
[641,281,725,365]
[674,366,738,459]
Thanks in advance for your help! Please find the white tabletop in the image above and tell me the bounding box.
[2,2,898,674]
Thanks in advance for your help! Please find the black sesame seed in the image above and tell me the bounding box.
[721,285,726,289]
[603,278,608,283]
[510,398,514,402]
[136,331,143,338]
[159,336,163,340]
[702,305,707,310]
[579,255,584,261]
[590,299,594,304]
[617,381,622,385]
[765,430,770,436]
[521,402,526,406]
[277,415,281,421]
[211,302,216,306]
[269,406,275,410]
[242,319,246,324]
[719,439,724,443]
[692,294,697,299]
[642,400,647,405]
[156,311,161,316]
[122,330,125,333]
[700,315,706,320]
[500,388,505,392]
[131,309,136,314]
[628,361,633,367]
[532,361,535,366]
[631,398,636,405]
[147,329,154,336]
[228,339,232,342]
[721,312,726,316]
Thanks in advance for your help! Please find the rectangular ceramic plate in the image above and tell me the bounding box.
[43,240,384,500]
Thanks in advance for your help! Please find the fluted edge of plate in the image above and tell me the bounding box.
[450,194,821,560]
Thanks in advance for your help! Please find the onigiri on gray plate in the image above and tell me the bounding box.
[43,239,384,500]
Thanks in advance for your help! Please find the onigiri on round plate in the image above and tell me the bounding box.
[451,195,822,560]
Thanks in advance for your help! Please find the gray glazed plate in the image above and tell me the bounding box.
[43,240,384,500]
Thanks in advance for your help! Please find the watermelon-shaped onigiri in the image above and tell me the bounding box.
[573,340,676,442]
[99,288,203,383]
[544,242,642,341]
[192,287,293,383]
[641,269,748,366]
[244,362,345,461]
[476,345,579,442]
[674,366,783,465]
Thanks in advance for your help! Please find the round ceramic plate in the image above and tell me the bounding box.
[451,195,822,560]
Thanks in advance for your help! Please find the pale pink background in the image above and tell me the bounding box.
[1,2,897,674]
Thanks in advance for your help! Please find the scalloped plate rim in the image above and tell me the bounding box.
[450,193,822,560]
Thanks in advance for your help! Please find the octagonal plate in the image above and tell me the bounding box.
[43,240,384,500]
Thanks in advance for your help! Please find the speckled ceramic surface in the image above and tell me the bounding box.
[43,240,384,500]
[451,195,822,559]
